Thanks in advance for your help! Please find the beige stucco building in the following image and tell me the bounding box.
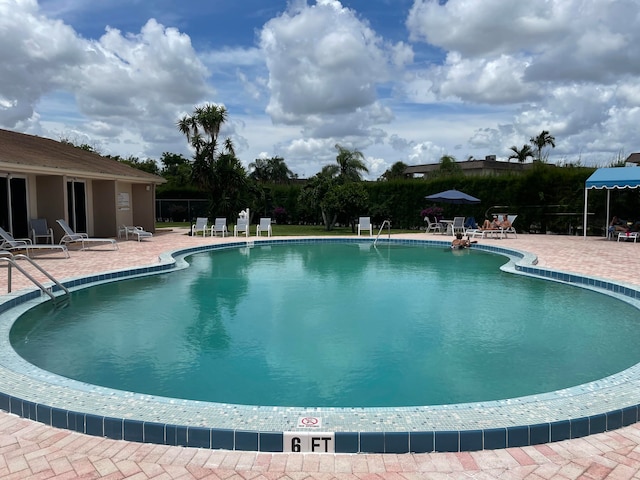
[0,129,165,241]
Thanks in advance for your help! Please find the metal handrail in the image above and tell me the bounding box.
[0,252,69,301]
[373,220,391,247]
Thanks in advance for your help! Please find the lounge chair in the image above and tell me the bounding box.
[256,218,272,237]
[0,226,69,258]
[191,217,209,237]
[56,219,118,250]
[618,231,638,243]
[425,217,442,234]
[357,217,372,236]
[120,225,152,242]
[234,218,249,237]
[212,218,228,237]
[29,218,54,244]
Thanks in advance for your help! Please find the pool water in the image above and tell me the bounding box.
[10,243,640,408]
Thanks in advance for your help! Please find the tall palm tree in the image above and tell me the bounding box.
[530,130,556,163]
[334,144,368,182]
[508,144,535,163]
[177,103,233,193]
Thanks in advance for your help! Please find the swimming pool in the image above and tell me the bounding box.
[1,237,640,453]
[10,243,640,409]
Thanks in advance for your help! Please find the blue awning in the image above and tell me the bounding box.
[585,167,640,189]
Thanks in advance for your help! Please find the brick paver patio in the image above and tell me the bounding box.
[1,229,639,479]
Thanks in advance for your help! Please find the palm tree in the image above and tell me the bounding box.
[508,145,535,163]
[530,130,556,163]
[177,103,232,191]
[334,144,368,182]
[249,156,294,184]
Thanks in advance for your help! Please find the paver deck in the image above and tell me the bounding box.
[1,229,639,479]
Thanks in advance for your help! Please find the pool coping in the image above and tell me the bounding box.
[1,237,640,453]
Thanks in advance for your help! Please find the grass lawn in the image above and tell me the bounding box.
[156,222,419,236]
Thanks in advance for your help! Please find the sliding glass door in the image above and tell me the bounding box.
[0,177,28,237]
[66,180,87,233]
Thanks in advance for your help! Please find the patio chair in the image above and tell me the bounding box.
[234,217,249,237]
[425,216,442,234]
[357,217,372,236]
[56,219,118,250]
[0,226,69,258]
[29,218,54,244]
[256,218,272,237]
[120,225,153,242]
[212,218,228,237]
[191,217,209,237]
[451,216,466,236]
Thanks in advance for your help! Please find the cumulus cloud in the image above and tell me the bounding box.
[0,0,211,159]
[260,1,391,122]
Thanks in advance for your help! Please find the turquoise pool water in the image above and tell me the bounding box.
[10,243,640,408]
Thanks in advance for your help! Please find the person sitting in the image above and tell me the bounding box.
[479,216,500,230]
[498,214,512,229]
[609,216,629,233]
[451,232,476,249]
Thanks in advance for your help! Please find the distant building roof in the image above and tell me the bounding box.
[625,153,640,165]
[405,156,533,177]
[0,128,165,183]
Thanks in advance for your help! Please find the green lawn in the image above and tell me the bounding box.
[156,222,418,236]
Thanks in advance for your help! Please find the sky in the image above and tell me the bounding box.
[1,0,639,180]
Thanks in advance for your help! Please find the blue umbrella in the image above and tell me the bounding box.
[424,189,481,204]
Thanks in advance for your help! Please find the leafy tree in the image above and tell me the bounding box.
[334,144,368,182]
[379,161,409,181]
[297,165,339,227]
[530,130,556,163]
[115,155,160,175]
[321,182,369,232]
[507,145,535,163]
[160,152,192,186]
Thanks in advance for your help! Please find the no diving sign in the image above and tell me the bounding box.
[297,416,322,428]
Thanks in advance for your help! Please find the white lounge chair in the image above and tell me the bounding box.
[29,218,54,244]
[357,217,372,236]
[256,218,272,237]
[618,231,638,242]
[191,217,209,237]
[212,218,228,237]
[120,225,152,242]
[234,218,249,237]
[425,216,442,234]
[0,226,69,258]
[56,219,118,250]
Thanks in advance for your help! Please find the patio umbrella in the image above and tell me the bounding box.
[424,189,481,204]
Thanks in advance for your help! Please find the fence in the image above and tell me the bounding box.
[156,199,209,223]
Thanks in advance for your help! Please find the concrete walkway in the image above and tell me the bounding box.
[1,230,640,479]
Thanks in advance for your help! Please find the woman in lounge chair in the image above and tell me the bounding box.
[479,216,500,230]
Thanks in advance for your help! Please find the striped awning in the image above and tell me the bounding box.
[585,167,640,189]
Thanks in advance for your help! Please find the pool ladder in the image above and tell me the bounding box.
[0,252,70,302]
[373,220,391,247]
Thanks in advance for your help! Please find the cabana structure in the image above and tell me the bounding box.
[584,167,640,237]
[0,129,165,241]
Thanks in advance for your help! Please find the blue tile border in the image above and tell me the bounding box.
[1,237,640,453]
